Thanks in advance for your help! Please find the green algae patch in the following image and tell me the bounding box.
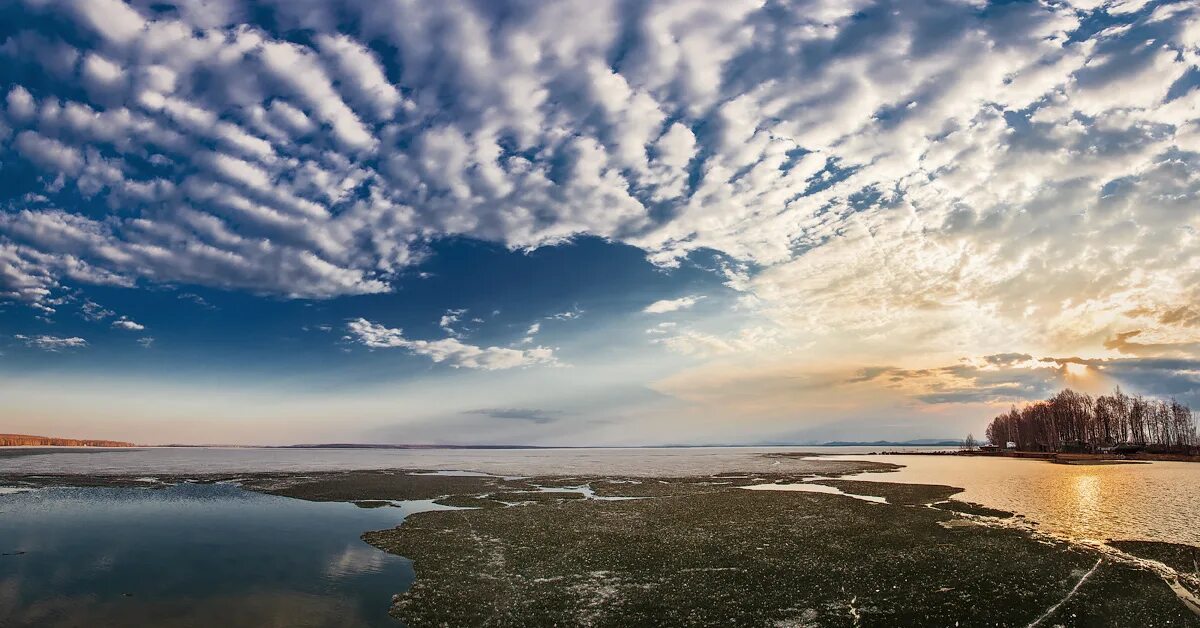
[363,484,1198,627]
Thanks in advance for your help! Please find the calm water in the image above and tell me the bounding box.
[0,483,430,628]
[836,455,1200,546]
[0,445,945,477]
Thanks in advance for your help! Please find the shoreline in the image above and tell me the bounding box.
[3,455,1199,626]
[868,449,1200,464]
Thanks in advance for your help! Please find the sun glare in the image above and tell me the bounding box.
[1063,362,1089,377]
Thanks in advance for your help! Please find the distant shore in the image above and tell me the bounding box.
[0,434,137,448]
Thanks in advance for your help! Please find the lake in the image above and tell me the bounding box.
[0,482,453,628]
[2,447,1198,626]
[834,454,1200,547]
[0,445,943,476]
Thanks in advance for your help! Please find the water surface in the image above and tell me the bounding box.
[836,455,1200,546]
[0,483,421,628]
[0,445,943,476]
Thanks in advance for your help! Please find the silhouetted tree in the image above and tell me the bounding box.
[983,388,1196,454]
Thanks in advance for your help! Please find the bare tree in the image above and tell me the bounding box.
[982,388,1196,454]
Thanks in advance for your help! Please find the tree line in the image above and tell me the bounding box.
[0,434,135,447]
[984,388,1197,453]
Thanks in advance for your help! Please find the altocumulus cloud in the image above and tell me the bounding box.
[345,318,557,370]
[111,317,145,331]
[0,0,1197,362]
[13,334,87,351]
[643,296,704,314]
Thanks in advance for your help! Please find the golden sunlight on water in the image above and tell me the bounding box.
[837,455,1200,546]
[1070,474,1101,539]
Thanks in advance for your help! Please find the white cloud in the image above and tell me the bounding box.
[80,299,115,321]
[81,53,126,97]
[69,0,147,45]
[0,0,1196,369]
[111,317,145,331]
[14,334,87,351]
[652,326,782,358]
[345,318,557,370]
[6,87,36,122]
[644,295,704,314]
[315,34,402,122]
[258,40,375,151]
[439,308,467,337]
[521,322,540,344]
[14,131,83,175]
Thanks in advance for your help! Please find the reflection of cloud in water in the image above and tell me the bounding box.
[0,576,23,616]
[0,484,410,627]
[324,543,392,580]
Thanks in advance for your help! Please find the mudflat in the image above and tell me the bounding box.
[240,462,1199,627]
[4,457,1199,627]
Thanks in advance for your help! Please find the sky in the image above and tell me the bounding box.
[1,0,1199,446]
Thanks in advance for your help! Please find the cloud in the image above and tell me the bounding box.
[844,351,1200,407]
[548,309,584,321]
[137,336,154,348]
[521,322,541,344]
[111,316,145,331]
[345,318,557,370]
[14,334,87,351]
[438,308,468,338]
[0,0,1194,380]
[643,296,704,314]
[463,408,563,424]
[177,293,216,310]
[653,325,782,358]
[80,299,115,321]
[1103,330,1200,357]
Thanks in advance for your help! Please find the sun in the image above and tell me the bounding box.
[1063,362,1089,377]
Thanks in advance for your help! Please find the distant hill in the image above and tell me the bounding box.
[820,439,961,447]
[0,434,137,447]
